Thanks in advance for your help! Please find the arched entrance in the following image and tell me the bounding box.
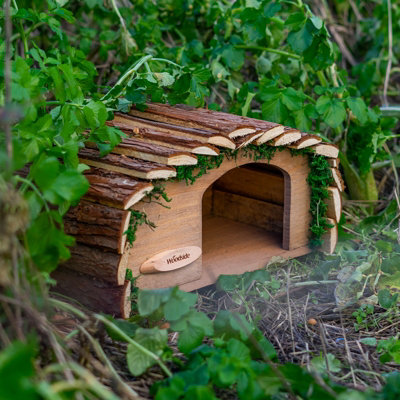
[201,162,286,278]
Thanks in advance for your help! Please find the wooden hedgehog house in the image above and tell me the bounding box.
[53,103,344,318]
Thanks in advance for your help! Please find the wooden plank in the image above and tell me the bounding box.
[128,150,311,290]
[129,103,284,139]
[271,129,302,146]
[320,218,338,254]
[140,246,202,273]
[52,268,132,318]
[180,217,310,291]
[212,164,284,205]
[107,138,198,166]
[114,114,236,149]
[326,186,342,222]
[212,190,284,233]
[288,133,322,149]
[79,148,176,180]
[83,168,153,210]
[313,143,339,158]
[109,118,220,155]
[169,104,285,137]
[64,201,130,254]
[60,243,129,285]
[331,167,345,192]
[328,158,339,168]
[234,132,264,148]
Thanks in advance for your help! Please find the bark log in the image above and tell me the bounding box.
[83,168,153,210]
[271,129,302,146]
[79,148,176,180]
[114,113,235,149]
[111,137,197,165]
[288,133,322,149]
[109,118,220,155]
[61,243,129,285]
[130,103,283,138]
[51,267,131,318]
[64,200,130,254]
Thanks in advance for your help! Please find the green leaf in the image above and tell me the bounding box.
[378,289,398,309]
[316,95,346,128]
[281,87,305,111]
[137,288,173,316]
[0,340,39,400]
[178,324,205,354]
[359,337,377,346]
[154,72,175,87]
[184,385,217,400]
[311,353,342,374]
[245,0,261,9]
[51,170,89,202]
[163,289,197,321]
[83,100,108,129]
[347,98,368,124]
[227,338,250,360]
[222,45,245,70]
[104,318,139,342]
[127,328,167,376]
[285,12,306,30]
[287,23,313,53]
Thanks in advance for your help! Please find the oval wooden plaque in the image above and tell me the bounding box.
[140,246,202,274]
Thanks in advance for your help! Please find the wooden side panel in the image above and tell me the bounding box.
[213,165,284,204]
[129,149,311,289]
[212,190,283,233]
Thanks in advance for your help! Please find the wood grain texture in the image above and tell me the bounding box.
[128,149,311,290]
[52,268,131,318]
[212,190,284,233]
[79,148,176,180]
[313,143,339,158]
[320,218,338,254]
[271,129,302,146]
[234,132,264,148]
[180,217,310,291]
[130,103,283,138]
[83,168,153,210]
[60,243,129,285]
[212,164,284,205]
[288,133,322,149]
[109,119,220,155]
[325,186,342,222]
[328,158,339,168]
[64,200,130,254]
[111,137,198,165]
[331,168,345,192]
[116,113,236,149]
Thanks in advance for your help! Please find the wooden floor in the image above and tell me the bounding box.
[180,216,311,291]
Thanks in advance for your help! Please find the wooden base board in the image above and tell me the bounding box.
[180,216,311,291]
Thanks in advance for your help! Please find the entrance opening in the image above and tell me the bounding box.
[202,163,286,277]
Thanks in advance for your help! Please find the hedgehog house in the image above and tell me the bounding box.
[53,103,343,318]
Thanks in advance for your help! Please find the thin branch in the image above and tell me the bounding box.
[383,0,393,106]
[4,0,13,171]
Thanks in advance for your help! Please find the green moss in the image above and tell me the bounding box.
[306,154,335,247]
[125,210,156,246]
[127,146,336,249]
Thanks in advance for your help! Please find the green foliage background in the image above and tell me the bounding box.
[1,0,400,399]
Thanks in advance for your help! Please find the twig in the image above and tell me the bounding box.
[4,0,13,171]
[79,326,139,399]
[285,268,296,356]
[383,0,393,106]
[95,314,173,378]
